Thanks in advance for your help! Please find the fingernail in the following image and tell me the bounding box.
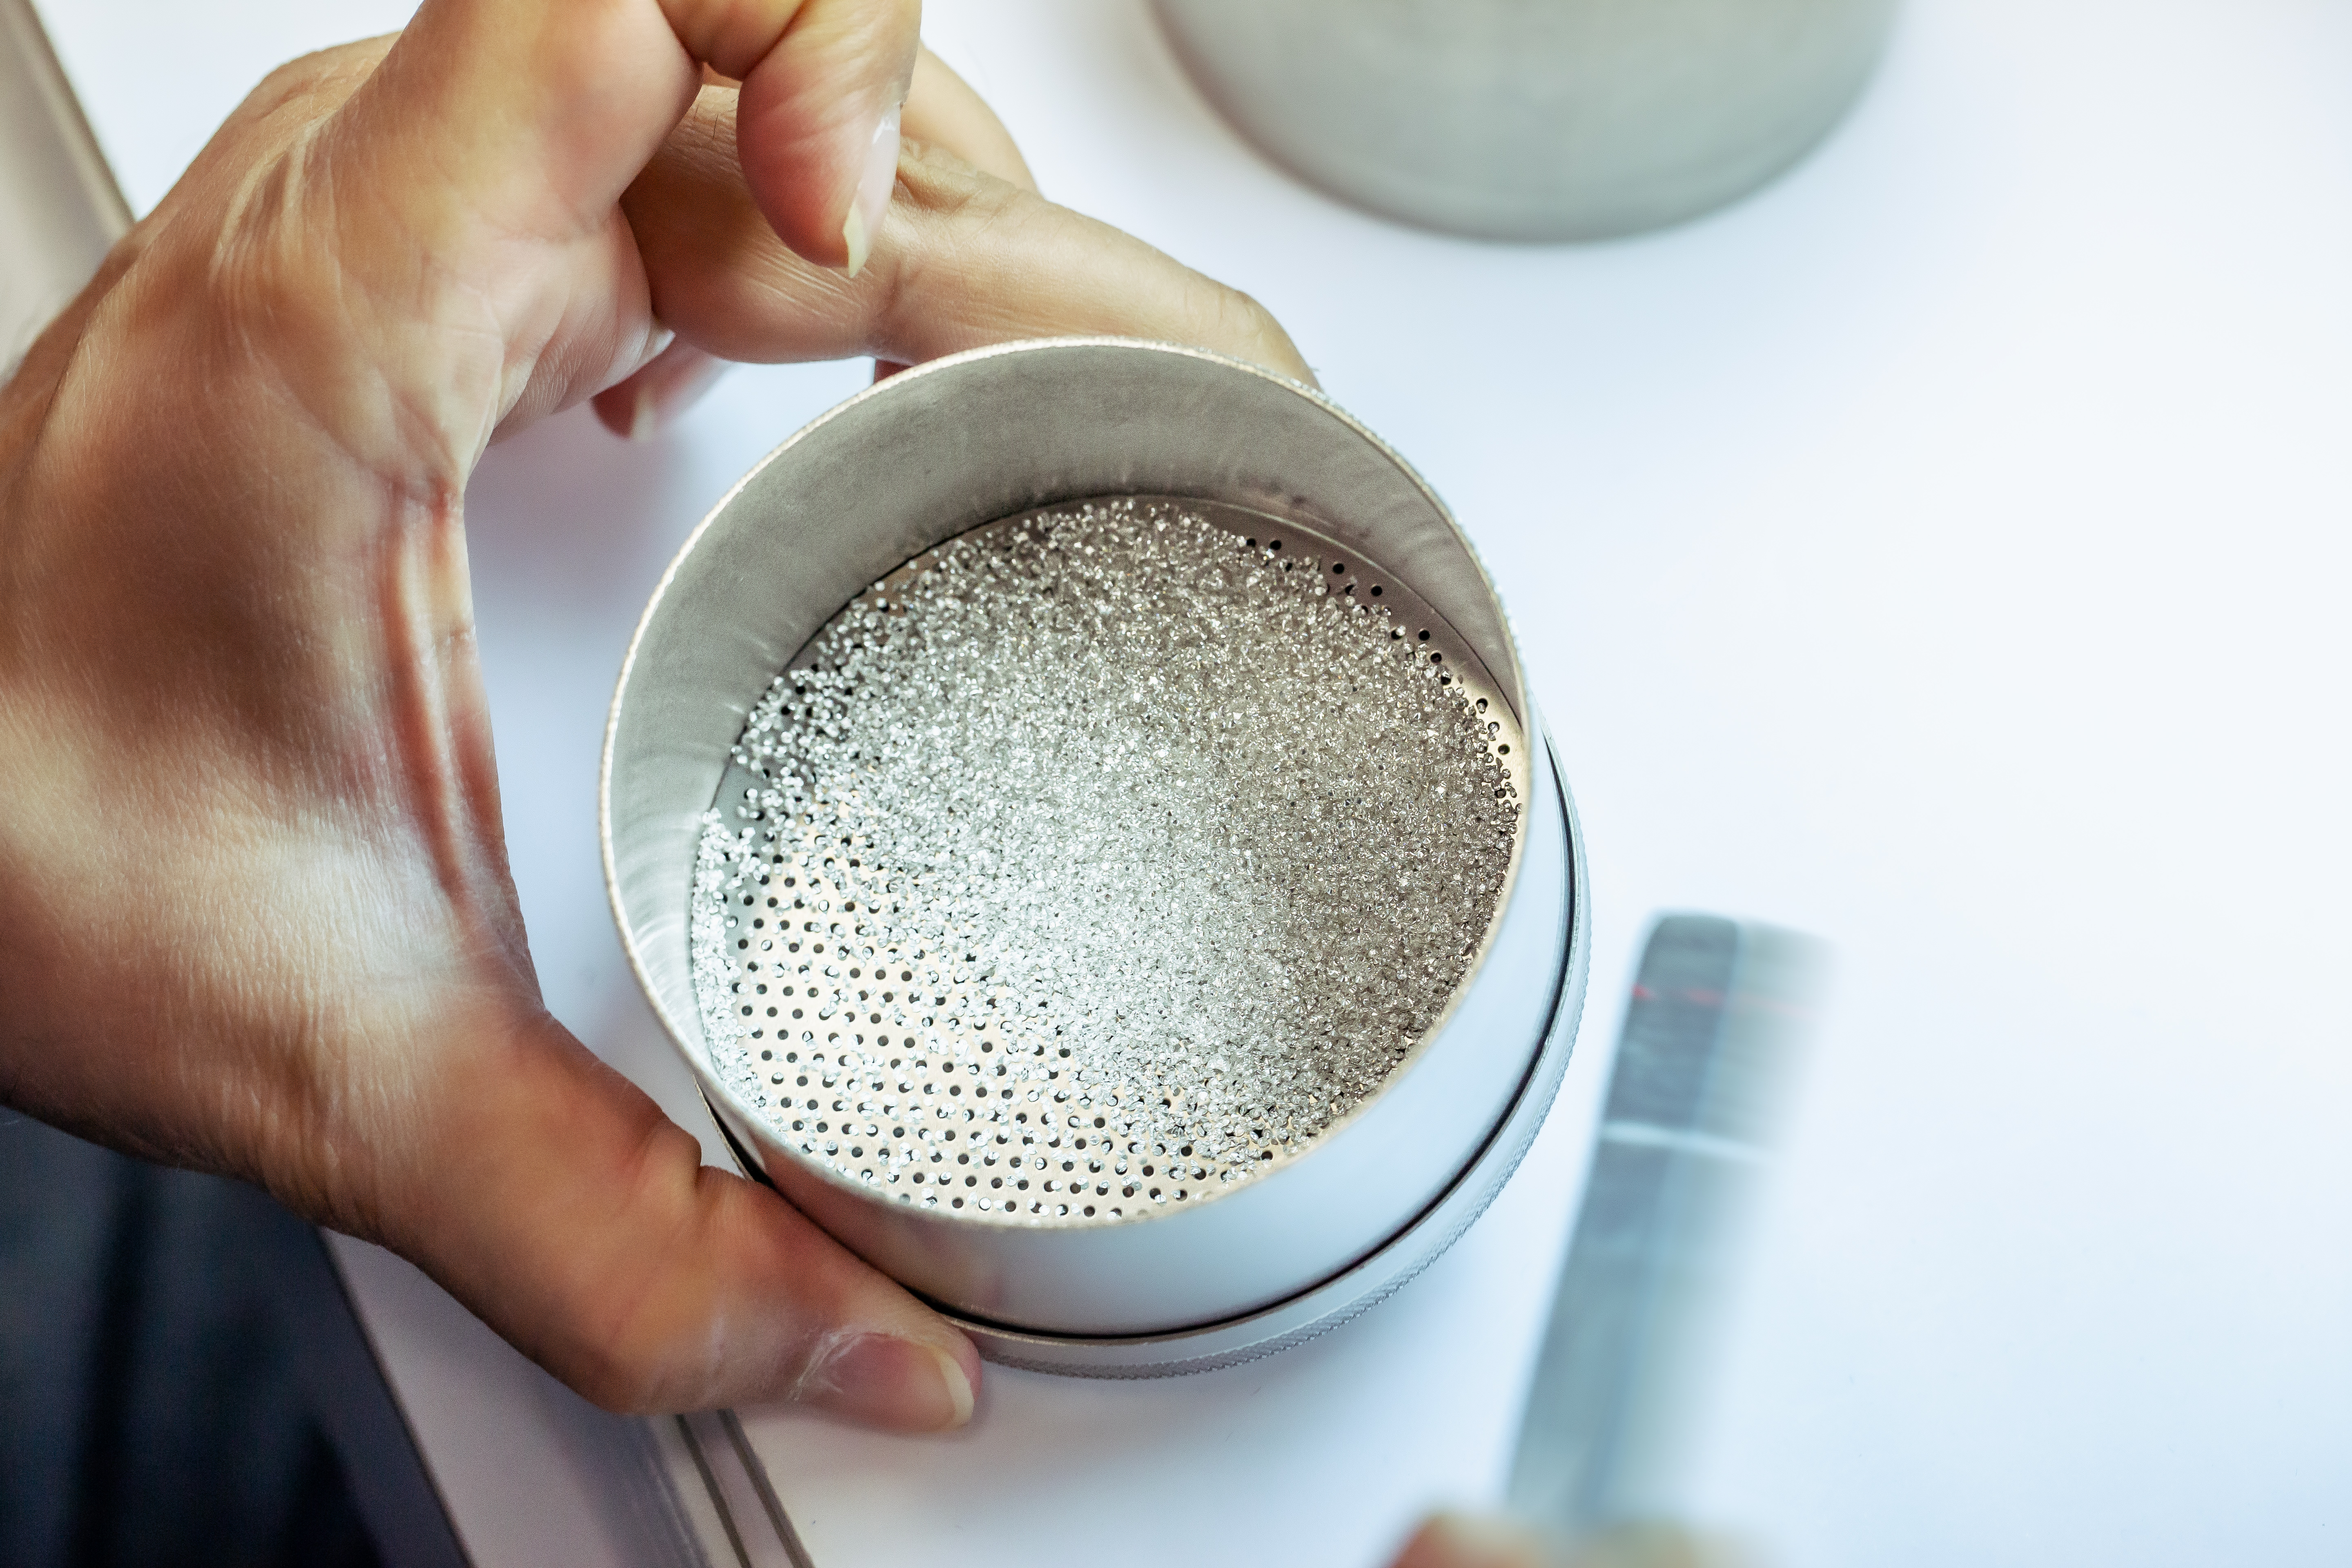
[840,102,902,279]
[802,1332,974,1431]
[628,383,659,442]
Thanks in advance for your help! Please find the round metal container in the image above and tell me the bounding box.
[1152,0,1898,241]
[602,339,1588,1363]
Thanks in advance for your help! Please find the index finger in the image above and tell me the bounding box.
[623,87,1316,384]
[901,46,1037,193]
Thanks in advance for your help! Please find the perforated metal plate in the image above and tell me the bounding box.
[690,497,1526,1227]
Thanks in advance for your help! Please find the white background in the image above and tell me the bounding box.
[39,1,2352,1564]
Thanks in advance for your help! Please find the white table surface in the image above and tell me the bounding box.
[39,2,2352,1564]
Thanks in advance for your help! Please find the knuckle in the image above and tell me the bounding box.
[244,54,333,113]
[871,145,1019,326]
[241,39,385,125]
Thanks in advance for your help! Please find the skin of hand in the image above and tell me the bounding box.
[0,0,1309,1430]
[595,41,1040,431]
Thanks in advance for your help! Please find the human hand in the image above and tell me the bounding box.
[0,0,1307,1428]
[593,38,1047,431]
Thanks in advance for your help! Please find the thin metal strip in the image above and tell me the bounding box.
[720,1409,818,1568]
[677,1410,816,1568]
[1505,914,1820,1536]
[676,1417,756,1568]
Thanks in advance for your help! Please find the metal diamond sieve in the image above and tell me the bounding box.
[603,339,1588,1368]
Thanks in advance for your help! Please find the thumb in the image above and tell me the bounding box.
[341,0,915,265]
[727,0,920,274]
[379,1006,980,1424]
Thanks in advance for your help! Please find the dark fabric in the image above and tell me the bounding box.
[0,1114,382,1568]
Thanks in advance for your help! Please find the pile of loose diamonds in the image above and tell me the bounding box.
[690,498,1520,1225]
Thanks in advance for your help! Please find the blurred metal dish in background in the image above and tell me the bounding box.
[1152,0,1897,241]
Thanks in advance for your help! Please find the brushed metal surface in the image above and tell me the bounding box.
[0,0,129,380]
[604,338,1585,1337]
[1508,916,1822,1532]
[1152,0,1898,241]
